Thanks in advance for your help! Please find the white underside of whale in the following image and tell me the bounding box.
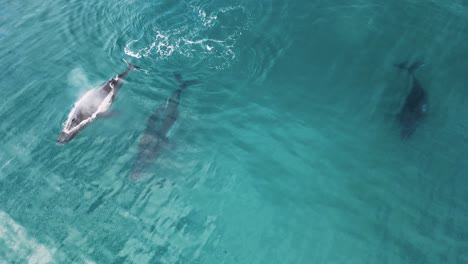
[62,82,115,134]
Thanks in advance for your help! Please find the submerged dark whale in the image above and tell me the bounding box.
[58,60,139,144]
[130,74,201,181]
[394,61,428,139]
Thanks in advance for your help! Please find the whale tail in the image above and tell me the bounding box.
[123,58,141,71]
[174,73,203,90]
[394,60,424,75]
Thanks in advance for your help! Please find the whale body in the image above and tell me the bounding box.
[58,60,139,144]
[394,61,428,139]
[130,74,201,181]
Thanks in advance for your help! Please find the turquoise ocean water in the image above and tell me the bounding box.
[1,0,468,263]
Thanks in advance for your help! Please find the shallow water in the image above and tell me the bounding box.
[1,0,468,263]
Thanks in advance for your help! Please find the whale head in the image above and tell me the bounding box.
[57,130,79,144]
[57,108,88,145]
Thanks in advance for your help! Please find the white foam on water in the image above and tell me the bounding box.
[197,9,217,27]
[0,211,56,263]
[124,4,249,69]
[181,38,224,45]
[143,41,157,57]
[124,40,142,58]
[125,32,174,59]
[154,31,174,57]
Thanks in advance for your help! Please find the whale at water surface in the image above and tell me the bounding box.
[57,60,139,144]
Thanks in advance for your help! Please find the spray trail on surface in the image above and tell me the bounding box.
[124,5,249,70]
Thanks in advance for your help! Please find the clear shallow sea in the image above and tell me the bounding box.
[1,0,468,263]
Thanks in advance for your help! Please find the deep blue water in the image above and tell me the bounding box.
[1,0,468,263]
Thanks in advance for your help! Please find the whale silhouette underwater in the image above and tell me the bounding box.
[130,74,201,181]
[394,60,428,140]
[58,60,139,144]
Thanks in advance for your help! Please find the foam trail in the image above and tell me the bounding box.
[122,4,249,69]
[124,40,142,58]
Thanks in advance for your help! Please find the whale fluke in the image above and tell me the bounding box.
[174,73,202,89]
[394,60,424,75]
[123,58,140,71]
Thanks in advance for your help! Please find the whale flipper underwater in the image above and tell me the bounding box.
[394,60,428,139]
[130,74,202,181]
[57,59,140,144]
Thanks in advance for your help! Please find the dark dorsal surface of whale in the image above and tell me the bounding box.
[131,74,201,181]
[394,61,428,139]
[57,60,140,144]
